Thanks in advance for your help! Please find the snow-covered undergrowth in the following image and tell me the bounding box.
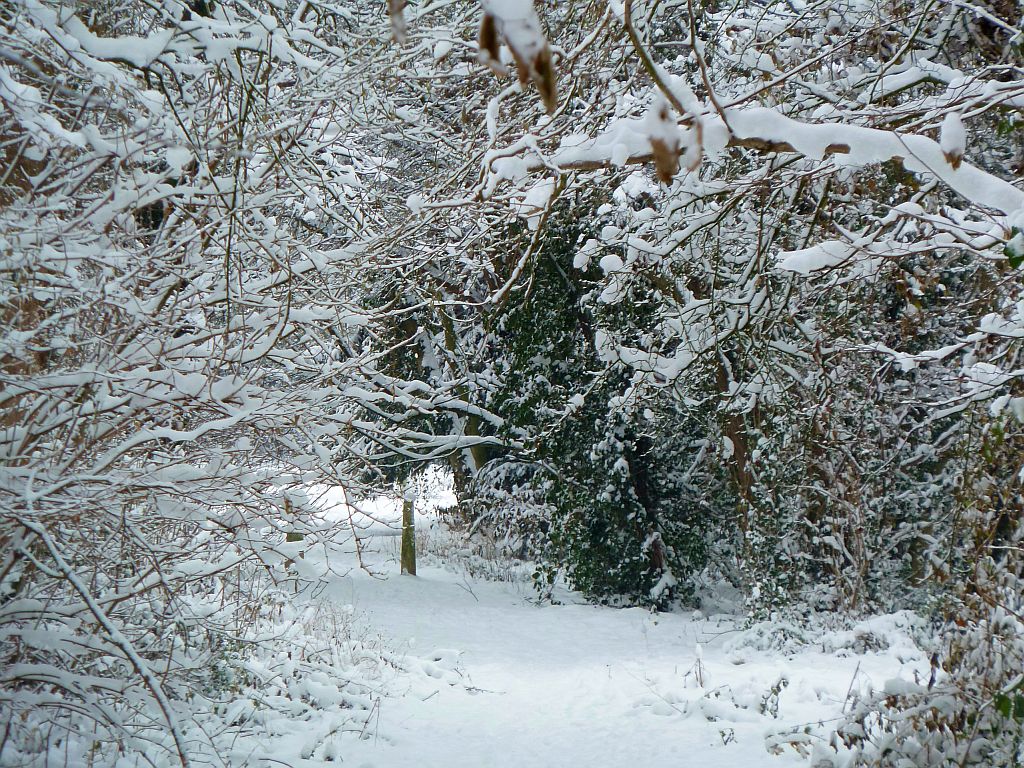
[412,515,537,587]
[0,534,397,768]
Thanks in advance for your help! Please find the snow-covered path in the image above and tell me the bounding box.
[308,542,923,768]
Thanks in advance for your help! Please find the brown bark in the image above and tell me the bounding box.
[400,497,416,575]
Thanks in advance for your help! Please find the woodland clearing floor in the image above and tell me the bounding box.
[274,522,926,768]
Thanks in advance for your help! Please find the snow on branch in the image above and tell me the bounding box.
[482,101,1022,221]
[720,108,1024,216]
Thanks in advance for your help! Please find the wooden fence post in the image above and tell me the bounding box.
[401,495,416,576]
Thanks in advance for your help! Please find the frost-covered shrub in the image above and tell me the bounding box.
[828,561,1023,767]
[0,2,406,764]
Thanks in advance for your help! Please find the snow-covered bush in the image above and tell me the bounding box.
[821,554,1024,767]
[0,2,402,764]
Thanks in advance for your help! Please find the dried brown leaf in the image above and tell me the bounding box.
[650,137,680,183]
[478,3,557,113]
[531,48,558,114]
[478,13,506,75]
[506,37,557,113]
[509,46,529,85]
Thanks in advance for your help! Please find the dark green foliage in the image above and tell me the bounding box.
[486,201,712,605]
[1006,227,1023,270]
[541,397,712,605]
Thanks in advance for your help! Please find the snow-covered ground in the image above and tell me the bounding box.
[266,499,932,768]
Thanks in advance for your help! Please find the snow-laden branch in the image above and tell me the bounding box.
[721,108,1023,216]
[483,102,1022,219]
[17,518,192,768]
